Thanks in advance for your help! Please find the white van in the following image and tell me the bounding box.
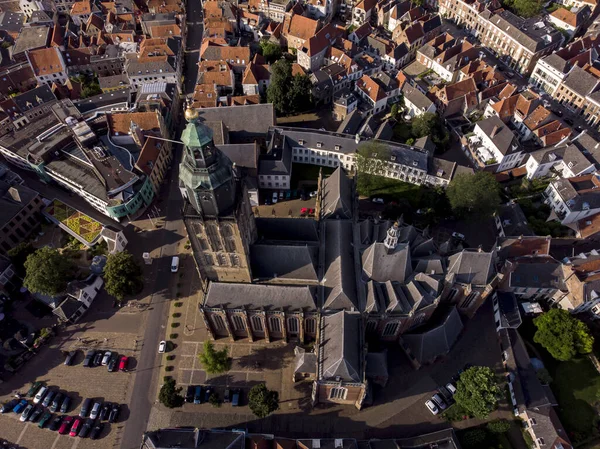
[171,256,180,273]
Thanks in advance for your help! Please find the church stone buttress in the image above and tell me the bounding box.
[179,104,257,284]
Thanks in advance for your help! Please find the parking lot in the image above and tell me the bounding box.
[0,323,139,449]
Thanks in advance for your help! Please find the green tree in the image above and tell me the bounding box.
[447,171,501,218]
[23,247,74,296]
[533,308,594,361]
[259,40,282,63]
[503,0,542,17]
[391,103,400,119]
[460,428,487,448]
[411,112,450,152]
[248,383,279,418]
[103,251,143,301]
[198,340,230,374]
[8,242,36,276]
[266,60,312,115]
[159,378,183,408]
[536,368,553,385]
[454,366,500,419]
[487,419,511,434]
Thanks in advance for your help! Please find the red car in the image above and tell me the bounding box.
[59,416,74,435]
[69,417,82,437]
[308,208,315,215]
[119,356,128,371]
[300,207,308,216]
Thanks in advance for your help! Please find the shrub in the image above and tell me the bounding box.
[167,355,175,361]
[172,313,181,318]
[165,366,174,372]
[209,393,221,407]
[487,419,511,434]
[175,302,183,307]
[170,333,178,339]
[163,376,172,381]
[171,322,180,328]
[460,428,487,448]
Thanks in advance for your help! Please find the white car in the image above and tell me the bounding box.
[33,386,48,404]
[446,383,457,396]
[272,192,278,204]
[158,341,167,353]
[451,232,465,241]
[371,198,384,204]
[425,400,439,415]
[309,191,318,198]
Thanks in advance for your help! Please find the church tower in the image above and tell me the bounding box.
[179,103,257,283]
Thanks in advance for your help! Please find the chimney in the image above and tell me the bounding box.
[8,187,21,203]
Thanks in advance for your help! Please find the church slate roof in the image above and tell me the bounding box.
[250,244,318,282]
[255,218,319,242]
[320,311,362,382]
[447,250,495,285]
[203,282,317,311]
[362,242,412,283]
[323,220,359,310]
[321,167,352,219]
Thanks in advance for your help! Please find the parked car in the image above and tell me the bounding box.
[70,417,82,437]
[278,191,284,200]
[308,208,315,216]
[431,394,447,410]
[64,350,77,366]
[13,399,28,414]
[451,232,465,241]
[425,400,439,415]
[59,416,74,435]
[99,403,111,421]
[446,383,457,395]
[108,404,120,423]
[171,256,180,273]
[60,396,71,413]
[20,404,34,422]
[272,192,278,204]
[50,393,64,412]
[83,350,95,368]
[232,389,240,406]
[101,351,112,366]
[49,415,63,431]
[204,387,212,403]
[33,386,48,404]
[564,118,574,126]
[93,351,104,367]
[42,390,56,408]
[223,389,230,403]
[90,402,102,420]
[158,341,166,353]
[107,353,119,372]
[505,71,515,78]
[552,109,563,117]
[79,398,92,418]
[1,399,18,413]
[29,406,44,422]
[79,419,93,438]
[309,191,318,198]
[38,411,53,428]
[371,198,384,204]
[27,381,43,397]
[193,386,202,404]
[90,422,104,440]
[300,207,308,216]
[185,386,194,403]
[119,356,128,371]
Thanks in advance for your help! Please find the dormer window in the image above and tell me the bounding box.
[335,145,341,150]
[316,142,322,148]
[390,155,396,161]
[299,139,305,145]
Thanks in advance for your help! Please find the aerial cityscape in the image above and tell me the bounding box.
[1,0,600,447]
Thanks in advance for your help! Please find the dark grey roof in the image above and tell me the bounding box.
[374,120,394,141]
[74,88,131,114]
[488,11,562,53]
[217,143,258,169]
[529,144,591,173]
[250,244,318,281]
[365,351,388,380]
[294,346,317,374]
[198,104,275,144]
[402,306,463,364]
[563,65,599,97]
[0,11,23,33]
[422,15,442,34]
[98,74,129,90]
[255,218,319,242]
[29,10,54,24]
[13,25,50,55]
[543,53,569,73]
[414,136,436,155]
[476,115,519,155]
[509,261,564,290]
[260,130,292,176]
[13,85,56,112]
[53,297,84,322]
[497,202,534,236]
[337,109,363,135]
[321,167,352,219]
[429,157,455,180]
[0,180,39,229]
[323,220,359,310]
[402,84,434,111]
[203,282,317,311]
[495,291,522,329]
[362,243,412,283]
[447,250,495,285]
[319,311,362,382]
[142,428,245,449]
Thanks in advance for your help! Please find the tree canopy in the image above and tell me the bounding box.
[198,340,230,374]
[266,60,312,115]
[159,378,183,408]
[503,0,542,18]
[103,251,143,301]
[8,242,37,277]
[446,171,501,218]
[533,308,594,361]
[259,40,282,63]
[411,112,450,152]
[23,247,75,296]
[454,366,500,419]
[248,383,279,418]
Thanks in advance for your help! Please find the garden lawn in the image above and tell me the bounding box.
[551,357,600,441]
[357,173,423,205]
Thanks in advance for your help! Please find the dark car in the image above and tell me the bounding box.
[27,381,43,397]
[232,389,241,407]
[49,415,63,431]
[204,387,212,403]
[565,118,574,126]
[80,398,92,418]
[64,350,77,366]
[185,385,194,403]
[38,411,52,428]
[13,399,28,414]
[552,109,563,117]
[60,396,71,413]
[42,390,56,408]
[90,422,104,440]
[108,404,120,423]
[29,406,44,422]
[193,386,202,404]
[78,419,93,438]
[1,399,19,413]
[83,350,95,368]
[107,353,119,372]
[50,393,64,412]
[93,351,104,367]
[223,389,230,403]
[99,402,111,421]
